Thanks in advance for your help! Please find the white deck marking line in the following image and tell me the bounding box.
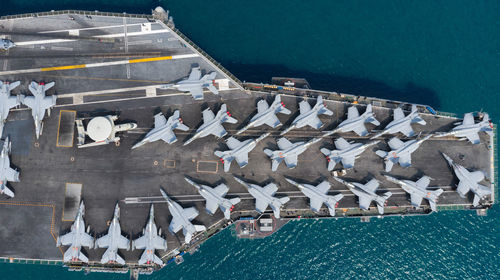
[15,29,169,46]
[38,23,147,33]
[0,53,199,76]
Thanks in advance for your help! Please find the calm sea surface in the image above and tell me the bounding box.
[0,1,499,279]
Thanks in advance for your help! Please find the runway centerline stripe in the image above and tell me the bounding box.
[0,54,199,75]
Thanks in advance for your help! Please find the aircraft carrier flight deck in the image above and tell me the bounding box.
[0,8,496,276]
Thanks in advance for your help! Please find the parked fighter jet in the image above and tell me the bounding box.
[375,134,432,172]
[56,201,94,263]
[0,137,19,198]
[132,205,167,266]
[233,177,290,218]
[435,113,493,144]
[264,137,321,171]
[19,81,57,139]
[0,81,21,138]
[0,39,15,51]
[214,132,270,172]
[160,67,218,100]
[184,177,241,219]
[183,104,237,146]
[285,178,343,216]
[96,203,130,265]
[334,177,392,214]
[370,105,426,139]
[320,138,379,170]
[236,95,291,134]
[159,188,206,244]
[132,110,189,149]
[384,175,444,211]
[323,104,380,137]
[442,153,491,207]
[280,95,333,135]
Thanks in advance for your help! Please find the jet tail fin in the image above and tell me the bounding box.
[153,254,163,266]
[375,150,388,158]
[279,196,290,205]
[207,84,219,95]
[0,183,14,198]
[230,197,241,206]
[472,184,492,206]
[411,115,426,125]
[263,148,274,157]
[194,225,206,232]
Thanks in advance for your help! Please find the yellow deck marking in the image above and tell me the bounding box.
[129,56,172,63]
[41,64,86,71]
[196,160,219,174]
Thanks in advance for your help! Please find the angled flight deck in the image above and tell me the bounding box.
[0,8,495,276]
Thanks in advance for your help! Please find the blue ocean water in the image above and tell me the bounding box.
[1,1,499,279]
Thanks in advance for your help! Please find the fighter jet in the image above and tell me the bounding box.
[96,203,130,265]
[56,201,94,263]
[233,177,290,218]
[236,95,291,134]
[434,113,493,144]
[375,134,432,172]
[160,67,218,100]
[184,177,241,219]
[442,153,491,207]
[132,110,189,149]
[280,95,333,135]
[0,39,15,51]
[0,137,19,198]
[159,188,206,244]
[285,178,343,216]
[384,175,444,211]
[132,205,167,266]
[19,81,57,139]
[264,137,321,171]
[214,132,270,172]
[334,177,392,214]
[183,104,237,146]
[320,138,380,170]
[323,104,380,137]
[0,81,21,138]
[370,105,426,139]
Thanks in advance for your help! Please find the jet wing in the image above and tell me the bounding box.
[153,236,167,250]
[58,232,74,246]
[226,137,242,150]
[160,129,177,144]
[28,82,38,95]
[5,167,18,182]
[470,171,485,182]
[133,235,147,249]
[462,113,475,125]
[117,235,129,250]
[347,106,360,119]
[465,133,480,145]
[6,96,19,109]
[263,114,281,128]
[22,96,36,110]
[202,109,215,123]
[263,183,278,196]
[183,207,199,221]
[234,153,249,168]
[358,196,372,210]
[169,216,183,233]
[154,114,167,128]
[399,123,414,137]
[352,124,368,137]
[309,197,324,213]
[80,233,94,248]
[316,181,331,194]
[213,184,229,197]
[277,138,293,149]
[96,234,110,248]
[189,87,204,100]
[284,154,298,169]
[410,193,424,207]
[393,108,405,120]
[205,199,219,215]
[456,180,471,196]
[334,138,351,150]
[298,100,312,114]
[187,67,201,81]
[363,179,380,193]
[398,152,412,168]
[209,123,227,138]
[42,96,55,110]
[340,156,355,169]
[257,100,269,113]
[304,115,323,129]
[388,138,405,150]
[271,158,283,171]
[255,198,269,213]
[415,176,431,190]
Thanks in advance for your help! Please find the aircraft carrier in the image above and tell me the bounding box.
[0,7,496,277]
